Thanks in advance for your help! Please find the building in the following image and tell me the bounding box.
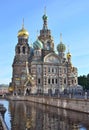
[11,12,78,95]
[0,85,9,96]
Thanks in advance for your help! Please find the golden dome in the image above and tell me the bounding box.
[18,27,29,37]
[67,52,71,59]
[8,86,14,92]
[18,19,29,37]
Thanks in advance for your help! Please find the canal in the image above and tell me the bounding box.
[0,99,89,130]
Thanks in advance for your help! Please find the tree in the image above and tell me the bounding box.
[78,74,89,90]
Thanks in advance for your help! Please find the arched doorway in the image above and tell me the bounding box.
[24,80,32,95]
[25,88,31,95]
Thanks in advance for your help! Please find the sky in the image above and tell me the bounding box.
[0,0,89,84]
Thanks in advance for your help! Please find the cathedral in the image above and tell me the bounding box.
[10,12,78,95]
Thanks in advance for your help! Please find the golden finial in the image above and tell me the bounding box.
[60,33,62,42]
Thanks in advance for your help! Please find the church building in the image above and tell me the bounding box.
[10,12,78,95]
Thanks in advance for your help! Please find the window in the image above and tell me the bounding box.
[38,78,40,84]
[48,79,50,84]
[48,67,50,72]
[72,80,74,84]
[55,68,57,73]
[64,78,66,84]
[52,79,54,84]
[18,46,20,54]
[23,46,26,54]
[47,42,50,50]
[52,68,54,73]
[55,79,58,84]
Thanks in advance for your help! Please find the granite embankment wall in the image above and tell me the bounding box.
[0,113,9,130]
[8,96,89,113]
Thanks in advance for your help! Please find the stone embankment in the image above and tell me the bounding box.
[8,96,89,113]
[0,104,8,130]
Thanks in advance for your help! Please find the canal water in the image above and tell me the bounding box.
[0,99,89,130]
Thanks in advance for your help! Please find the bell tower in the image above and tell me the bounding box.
[12,20,30,95]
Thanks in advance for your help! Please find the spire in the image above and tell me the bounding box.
[22,18,24,29]
[18,18,29,37]
[60,33,62,43]
[42,7,48,30]
[67,45,70,52]
[36,30,39,39]
[44,6,46,15]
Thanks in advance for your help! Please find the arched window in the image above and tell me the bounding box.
[47,42,50,50]
[55,79,58,84]
[52,79,54,84]
[23,46,26,54]
[64,78,66,84]
[18,46,20,54]
[52,68,54,73]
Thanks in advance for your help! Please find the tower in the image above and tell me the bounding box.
[66,48,78,89]
[38,10,54,56]
[12,21,30,95]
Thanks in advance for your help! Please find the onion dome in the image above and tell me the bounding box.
[57,33,66,52]
[67,52,71,59]
[8,86,14,92]
[42,14,48,20]
[18,19,29,37]
[18,28,29,37]
[33,38,43,50]
[57,42,66,52]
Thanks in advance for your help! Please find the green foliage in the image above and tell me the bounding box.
[78,74,89,90]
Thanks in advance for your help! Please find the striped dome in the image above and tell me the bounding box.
[33,39,43,50]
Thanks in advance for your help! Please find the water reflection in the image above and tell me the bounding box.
[1,100,89,130]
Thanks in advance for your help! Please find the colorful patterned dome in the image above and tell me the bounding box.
[57,42,66,52]
[33,39,43,50]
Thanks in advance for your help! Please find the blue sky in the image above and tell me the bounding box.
[0,0,89,84]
